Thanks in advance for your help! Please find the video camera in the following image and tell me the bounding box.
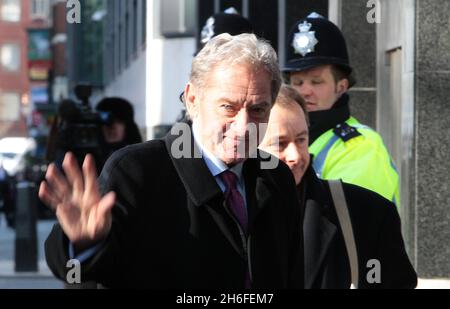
[53,84,113,171]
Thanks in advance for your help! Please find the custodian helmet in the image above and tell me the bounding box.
[199,7,253,48]
[283,12,352,76]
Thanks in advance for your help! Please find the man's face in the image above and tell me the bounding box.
[259,103,310,185]
[185,64,273,166]
[289,65,348,112]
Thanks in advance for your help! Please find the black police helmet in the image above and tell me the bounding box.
[283,13,352,76]
[199,7,253,49]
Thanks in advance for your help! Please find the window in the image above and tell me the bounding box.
[118,23,122,71]
[111,34,116,79]
[125,10,129,64]
[132,0,137,55]
[0,43,20,72]
[107,0,115,80]
[0,92,20,121]
[0,0,21,22]
[142,0,146,45]
[160,0,196,37]
[31,0,49,19]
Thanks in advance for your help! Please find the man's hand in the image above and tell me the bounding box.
[39,152,115,251]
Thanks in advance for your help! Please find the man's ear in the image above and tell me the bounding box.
[184,83,198,119]
[336,78,349,97]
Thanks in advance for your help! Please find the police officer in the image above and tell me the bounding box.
[283,13,400,206]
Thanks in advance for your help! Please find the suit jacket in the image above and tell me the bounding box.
[301,166,417,289]
[45,124,304,288]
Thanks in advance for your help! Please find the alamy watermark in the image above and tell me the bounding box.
[63,257,382,286]
[65,0,381,25]
[170,122,280,170]
[366,259,381,284]
[66,0,81,24]
[66,259,81,284]
[366,0,381,24]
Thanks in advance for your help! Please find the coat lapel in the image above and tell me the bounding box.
[164,124,244,257]
[204,201,245,258]
[243,150,279,234]
[303,199,337,288]
[302,166,338,289]
[164,123,222,206]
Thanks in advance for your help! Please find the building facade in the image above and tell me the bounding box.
[50,0,68,104]
[0,0,53,139]
[0,0,30,137]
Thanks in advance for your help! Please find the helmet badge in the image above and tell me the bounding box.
[292,21,318,56]
[201,17,215,44]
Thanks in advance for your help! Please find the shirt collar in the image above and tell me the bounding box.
[192,121,244,181]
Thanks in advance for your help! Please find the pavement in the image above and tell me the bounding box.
[0,215,63,289]
[417,279,450,289]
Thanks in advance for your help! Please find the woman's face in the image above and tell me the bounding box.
[102,120,126,143]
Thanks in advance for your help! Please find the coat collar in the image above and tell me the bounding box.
[300,165,338,288]
[165,123,279,257]
[308,93,351,144]
[242,152,281,231]
[165,122,279,210]
[165,122,223,206]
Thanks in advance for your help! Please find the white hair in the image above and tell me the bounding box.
[190,33,282,103]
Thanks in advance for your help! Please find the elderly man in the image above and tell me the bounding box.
[41,34,303,289]
[259,85,417,289]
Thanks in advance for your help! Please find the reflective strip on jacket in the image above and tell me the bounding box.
[309,117,400,207]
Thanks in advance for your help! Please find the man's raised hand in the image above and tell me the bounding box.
[39,152,115,250]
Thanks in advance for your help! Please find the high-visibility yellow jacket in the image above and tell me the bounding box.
[309,116,400,206]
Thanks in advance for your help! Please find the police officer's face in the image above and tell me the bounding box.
[259,103,310,185]
[289,65,348,112]
[185,64,273,166]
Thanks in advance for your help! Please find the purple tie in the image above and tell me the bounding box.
[220,170,251,288]
[220,170,248,235]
